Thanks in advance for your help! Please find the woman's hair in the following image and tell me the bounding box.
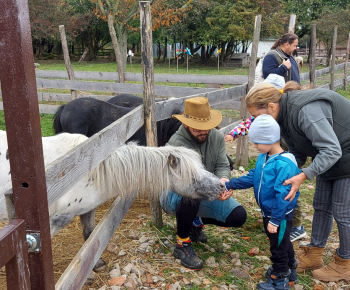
[271,33,298,49]
[246,81,308,109]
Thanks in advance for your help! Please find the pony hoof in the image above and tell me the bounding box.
[93,258,107,272]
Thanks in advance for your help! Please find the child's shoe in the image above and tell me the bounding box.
[258,269,291,290]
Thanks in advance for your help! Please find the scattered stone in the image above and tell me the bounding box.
[230,267,250,279]
[127,230,139,240]
[98,286,107,290]
[138,214,148,219]
[222,243,231,250]
[138,242,151,253]
[84,271,95,285]
[294,285,304,290]
[139,236,149,244]
[248,247,259,256]
[238,166,245,172]
[183,278,190,285]
[107,242,119,254]
[205,256,219,268]
[123,263,134,274]
[169,282,181,290]
[124,277,137,290]
[108,276,126,286]
[203,278,211,285]
[219,285,229,290]
[118,250,127,257]
[191,278,201,285]
[230,252,240,259]
[110,286,122,290]
[110,268,121,279]
[255,256,270,262]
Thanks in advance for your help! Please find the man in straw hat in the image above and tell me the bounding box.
[160,97,247,270]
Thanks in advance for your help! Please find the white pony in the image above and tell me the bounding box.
[0,130,224,239]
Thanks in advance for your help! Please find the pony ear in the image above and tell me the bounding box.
[168,154,179,168]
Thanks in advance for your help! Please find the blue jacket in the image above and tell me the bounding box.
[225,152,301,227]
[263,51,300,84]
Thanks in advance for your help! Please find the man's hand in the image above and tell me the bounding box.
[225,134,234,142]
[218,189,233,201]
[218,178,232,201]
[283,172,307,202]
[267,223,277,234]
[282,59,291,69]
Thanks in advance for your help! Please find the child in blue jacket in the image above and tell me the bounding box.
[225,114,301,290]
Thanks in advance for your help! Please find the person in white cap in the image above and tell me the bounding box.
[225,114,301,289]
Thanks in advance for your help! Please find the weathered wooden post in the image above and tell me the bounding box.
[59,25,77,100]
[310,24,317,87]
[235,15,261,167]
[330,25,338,90]
[344,32,350,90]
[288,14,296,34]
[0,0,55,288]
[140,1,163,227]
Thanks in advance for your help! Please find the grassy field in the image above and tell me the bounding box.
[1,60,350,289]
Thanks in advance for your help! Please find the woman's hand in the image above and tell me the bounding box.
[283,172,307,202]
[225,134,234,142]
[267,223,277,233]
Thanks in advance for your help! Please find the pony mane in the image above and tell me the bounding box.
[90,143,204,200]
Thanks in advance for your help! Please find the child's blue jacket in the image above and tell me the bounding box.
[225,152,302,227]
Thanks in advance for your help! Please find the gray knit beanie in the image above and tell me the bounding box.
[249,114,280,144]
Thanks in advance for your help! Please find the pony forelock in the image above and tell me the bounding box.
[90,143,204,200]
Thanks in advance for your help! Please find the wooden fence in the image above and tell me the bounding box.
[1,62,350,115]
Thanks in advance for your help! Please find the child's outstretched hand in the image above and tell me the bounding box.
[267,223,278,234]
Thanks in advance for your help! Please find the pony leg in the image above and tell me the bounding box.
[79,209,96,241]
[79,210,107,271]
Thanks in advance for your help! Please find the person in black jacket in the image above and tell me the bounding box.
[263,33,300,84]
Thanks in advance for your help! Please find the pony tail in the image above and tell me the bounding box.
[271,38,281,49]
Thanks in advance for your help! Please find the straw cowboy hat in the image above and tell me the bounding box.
[172,97,222,130]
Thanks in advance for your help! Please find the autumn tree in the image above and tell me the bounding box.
[315,6,350,65]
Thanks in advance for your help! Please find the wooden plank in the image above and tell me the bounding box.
[0,219,30,290]
[35,78,217,97]
[55,195,135,290]
[45,106,144,206]
[288,14,296,33]
[155,84,247,121]
[35,70,248,85]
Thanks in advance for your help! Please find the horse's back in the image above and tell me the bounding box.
[107,94,143,108]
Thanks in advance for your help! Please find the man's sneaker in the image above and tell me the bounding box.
[290,226,306,242]
[173,241,204,270]
[190,225,208,243]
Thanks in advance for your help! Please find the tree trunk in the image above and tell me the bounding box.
[163,37,167,63]
[108,14,125,83]
[79,47,89,62]
[157,41,161,61]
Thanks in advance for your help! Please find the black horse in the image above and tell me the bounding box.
[53,96,182,147]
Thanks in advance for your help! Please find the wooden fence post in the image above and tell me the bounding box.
[330,25,338,90]
[59,25,77,100]
[288,14,296,33]
[140,1,163,227]
[310,24,317,87]
[344,32,350,90]
[235,15,261,167]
